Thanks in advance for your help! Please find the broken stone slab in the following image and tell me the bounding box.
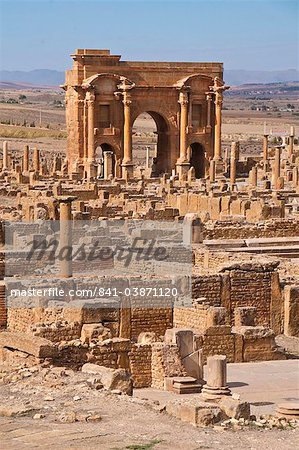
[0,404,39,417]
[0,332,56,358]
[80,323,111,344]
[164,328,194,358]
[166,399,225,427]
[81,363,133,395]
[218,396,251,420]
[181,349,204,381]
[232,326,274,339]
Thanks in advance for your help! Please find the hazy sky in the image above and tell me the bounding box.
[0,0,298,71]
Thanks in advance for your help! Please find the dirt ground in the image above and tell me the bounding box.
[0,360,298,450]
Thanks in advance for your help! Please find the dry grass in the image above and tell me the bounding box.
[0,124,67,140]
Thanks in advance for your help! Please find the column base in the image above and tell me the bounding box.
[85,161,97,180]
[122,163,134,180]
[201,384,231,399]
[214,159,224,175]
[176,161,190,179]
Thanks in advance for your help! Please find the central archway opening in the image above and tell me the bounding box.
[189,142,206,179]
[95,143,115,178]
[132,111,170,176]
[132,112,157,175]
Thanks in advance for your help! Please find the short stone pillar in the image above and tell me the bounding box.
[58,197,76,278]
[23,145,29,173]
[250,166,258,188]
[188,166,195,183]
[33,147,40,173]
[103,151,114,179]
[202,355,231,398]
[293,167,298,187]
[224,148,229,173]
[272,147,281,189]
[183,213,203,245]
[2,141,9,170]
[230,142,238,186]
[146,146,150,169]
[115,158,122,178]
[288,126,295,158]
[276,176,284,190]
[263,134,269,161]
[209,159,216,182]
[52,156,61,175]
[15,164,22,174]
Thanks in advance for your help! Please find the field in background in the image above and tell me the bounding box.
[0,82,298,159]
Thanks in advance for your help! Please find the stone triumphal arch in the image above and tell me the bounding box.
[62,49,228,179]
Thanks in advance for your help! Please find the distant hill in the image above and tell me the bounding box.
[0,81,56,90]
[225,69,299,86]
[0,68,298,88]
[0,69,64,87]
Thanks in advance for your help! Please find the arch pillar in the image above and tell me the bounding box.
[85,90,97,179]
[176,89,190,177]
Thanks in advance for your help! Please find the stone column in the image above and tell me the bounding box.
[272,147,281,189]
[59,197,74,278]
[23,145,29,172]
[33,147,40,173]
[179,90,188,162]
[87,91,95,162]
[209,159,216,182]
[210,78,229,161]
[2,141,8,170]
[206,92,212,128]
[224,148,230,172]
[121,91,133,178]
[83,98,88,160]
[214,91,223,160]
[230,141,237,186]
[202,355,231,398]
[146,146,150,169]
[104,151,114,179]
[263,134,269,161]
[250,166,258,188]
[289,126,295,158]
[176,90,190,177]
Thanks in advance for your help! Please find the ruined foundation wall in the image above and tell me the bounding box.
[204,219,299,240]
[130,308,173,341]
[129,343,152,388]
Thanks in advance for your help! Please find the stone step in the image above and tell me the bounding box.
[172,376,197,384]
[173,382,201,389]
[173,385,201,394]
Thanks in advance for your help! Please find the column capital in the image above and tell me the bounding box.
[122,91,132,107]
[215,91,223,107]
[86,90,95,103]
[178,90,188,106]
[205,92,214,101]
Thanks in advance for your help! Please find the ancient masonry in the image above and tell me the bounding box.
[62,49,227,179]
[0,49,298,427]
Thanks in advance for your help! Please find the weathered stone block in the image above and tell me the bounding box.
[0,332,56,358]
